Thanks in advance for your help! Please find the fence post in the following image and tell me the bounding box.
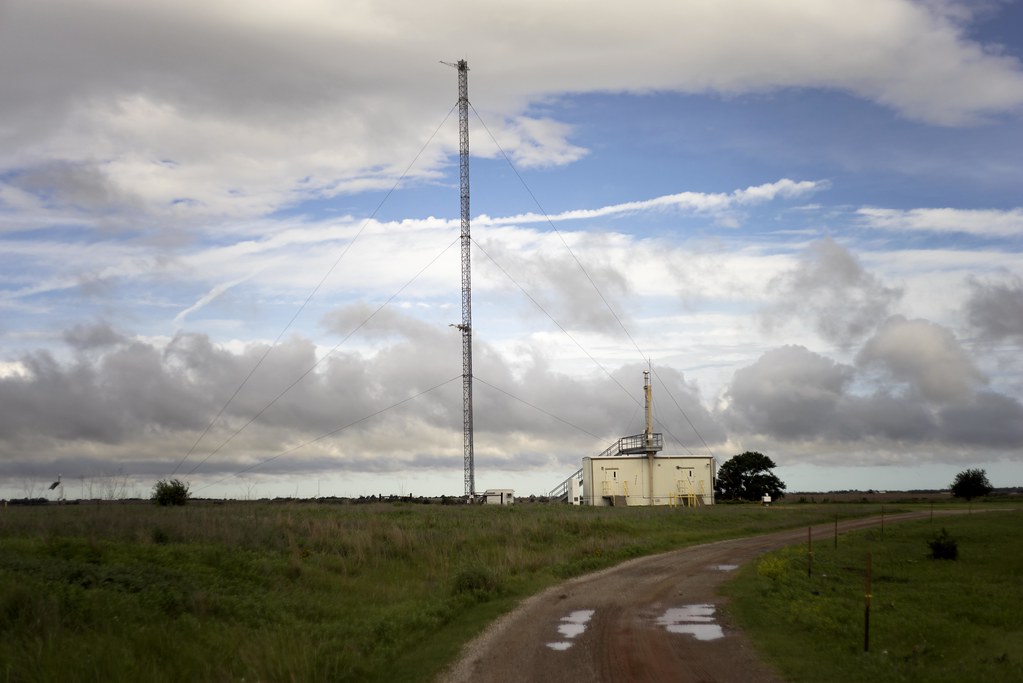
[864,552,872,652]
[807,526,813,578]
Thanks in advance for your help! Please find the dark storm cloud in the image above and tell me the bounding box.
[939,392,1023,447]
[763,238,903,346]
[964,275,1023,342]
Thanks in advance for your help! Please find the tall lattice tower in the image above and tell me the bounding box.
[448,59,475,502]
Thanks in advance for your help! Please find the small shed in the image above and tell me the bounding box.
[482,489,515,505]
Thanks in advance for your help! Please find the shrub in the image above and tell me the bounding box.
[928,528,958,560]
[452,565,502,600]
[756,554,789,581]
[151,479,190,506]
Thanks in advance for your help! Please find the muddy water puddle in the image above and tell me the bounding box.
[657,604,724,641]
[546,609,595,651]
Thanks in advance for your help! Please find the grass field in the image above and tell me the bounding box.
[723,508,1023,683]
[0,499,916,683]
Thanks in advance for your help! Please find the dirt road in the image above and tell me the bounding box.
[441,512,941,683]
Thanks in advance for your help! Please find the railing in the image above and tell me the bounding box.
[672,478,706,507]
[596,432,664,458]
[548,467,583,501]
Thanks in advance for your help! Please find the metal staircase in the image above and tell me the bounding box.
[548,468,583,502]
[671,478,705,507]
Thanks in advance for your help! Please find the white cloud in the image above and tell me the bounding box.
[857,315,986,402]
[480,179,826,227]
[858,207,1023,237]
[2,0,1022,227]
[763,238,903,347]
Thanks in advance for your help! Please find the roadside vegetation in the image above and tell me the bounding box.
[723,509,1023,683]
[1,500,903,682]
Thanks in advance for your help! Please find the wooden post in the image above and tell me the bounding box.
[807,526,813,578]
[834,514,838,549]
[864,553,872,652]
[880,505,885,540]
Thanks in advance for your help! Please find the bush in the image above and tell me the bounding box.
[756,554,789,581]
[151,479,190,506]
[452,565,502,601]
[928,528,958,560]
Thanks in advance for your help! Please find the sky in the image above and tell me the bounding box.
[1,0,1022,500]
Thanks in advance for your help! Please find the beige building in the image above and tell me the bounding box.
[580,452,714,506]
[550,372,716,507]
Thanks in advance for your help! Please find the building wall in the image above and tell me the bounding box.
[581,456,715,506]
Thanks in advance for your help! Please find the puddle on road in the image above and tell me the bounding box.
[657,604,725,641]
[546,609,595,651]
[714,564,739,572]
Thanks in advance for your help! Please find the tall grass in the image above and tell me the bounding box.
[723,509,1023,683]
[1,501,903,682]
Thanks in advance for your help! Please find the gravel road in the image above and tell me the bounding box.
[440,511,943,683]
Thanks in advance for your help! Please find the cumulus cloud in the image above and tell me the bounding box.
[62,321,127,350]
[721,322,1022,457]
[0,315,723,482]
[723,345,853,439]
[763,238,903,346]
[938,392,1023,448]
[964,274,1023,342]
[2,0,1022,227]
[857,315,986,402]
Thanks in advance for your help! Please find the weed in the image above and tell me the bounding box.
[927,528,958,560]
[756,554,789,582]
[452,565,503,600]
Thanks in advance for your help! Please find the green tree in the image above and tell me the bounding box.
[151,479,190,506]
[950,468,993,501]
[715,451,786,502]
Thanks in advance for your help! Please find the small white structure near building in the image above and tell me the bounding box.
[482,489,515,505]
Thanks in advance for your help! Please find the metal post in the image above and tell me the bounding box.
[644,371,654,505]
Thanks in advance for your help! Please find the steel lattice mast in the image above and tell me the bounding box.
[455,59,475,502]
